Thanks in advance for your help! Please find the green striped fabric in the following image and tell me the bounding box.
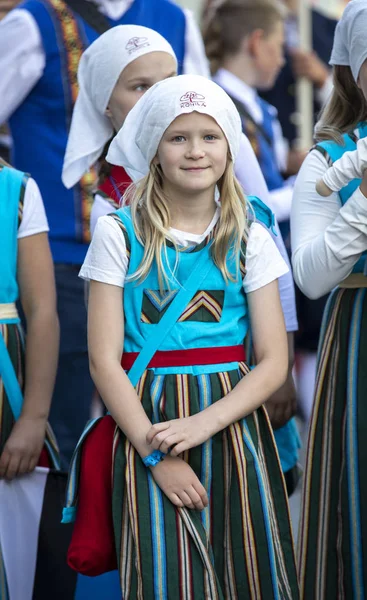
[112,365,299,599]
[298,287,367,599]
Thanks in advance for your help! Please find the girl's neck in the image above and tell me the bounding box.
[165,189,217,235]
[221,54,257,88]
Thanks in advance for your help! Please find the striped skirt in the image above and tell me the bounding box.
[112,363,299,599]
[298,287,367,599]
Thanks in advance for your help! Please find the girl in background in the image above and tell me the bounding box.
[0,159,59,596]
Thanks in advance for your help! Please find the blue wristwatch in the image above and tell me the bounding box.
[142,450,165,467]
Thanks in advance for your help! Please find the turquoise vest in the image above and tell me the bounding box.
[118,207,249,374]
[0,166,24,309]
[315,122,367,273]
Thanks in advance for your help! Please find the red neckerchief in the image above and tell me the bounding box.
[98,165,131,204]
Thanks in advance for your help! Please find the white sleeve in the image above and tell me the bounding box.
[0,10,45,124]
[234,133,270,199]
[90,193,118,236]
[243,223,289,293]
[18,177,49,239]
[234,134,298,331]
[291,148,367,299]
[182,9,211,77]
[268,184,294,223]
[79,215,129,287]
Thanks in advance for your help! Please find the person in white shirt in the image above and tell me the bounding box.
[291,1,367,596]
[0,0,211,467]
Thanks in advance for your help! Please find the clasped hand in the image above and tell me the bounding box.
[146,413,212,457]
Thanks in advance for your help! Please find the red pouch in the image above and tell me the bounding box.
[67,415,117,576]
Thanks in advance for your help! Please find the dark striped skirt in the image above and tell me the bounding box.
[298,287,367,599]
[112,363,299,599]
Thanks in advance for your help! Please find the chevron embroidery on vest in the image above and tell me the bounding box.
[47,0,97,243]
[141,289,225,324]
[144,289,178,311]
[178,290,224,323]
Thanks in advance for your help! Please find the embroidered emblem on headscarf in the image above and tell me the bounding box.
[180,92,207,108]
[126,37,150,54]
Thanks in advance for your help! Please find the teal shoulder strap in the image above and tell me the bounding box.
[128,243,214,386]
[248,195,276,234]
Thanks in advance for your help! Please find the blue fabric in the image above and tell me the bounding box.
[273,419,301,473]
[75,572,121,599]
[256,98,285,192]
[250,196,276,234]
[9,0,186,265]
[118,207,249,364]
[0,166,22,303]
[316,122,367,274]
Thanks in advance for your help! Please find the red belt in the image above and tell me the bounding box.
[121,345,246,370]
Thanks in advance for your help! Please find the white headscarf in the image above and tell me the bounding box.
[106,74,242,181]
[329,0,367,81]
[62,25,177,189]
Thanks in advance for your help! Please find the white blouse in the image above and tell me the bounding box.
[18,177,49,239]
[291,145,367,299]
[80,212,289,294]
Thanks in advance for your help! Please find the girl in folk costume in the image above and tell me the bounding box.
[0,160,60,596]
[291,1,367,597]
[62,24,178,235]
[66,74,299,599]
[62,25,300,492]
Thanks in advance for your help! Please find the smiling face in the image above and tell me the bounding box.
[105,51,177,131]
[156,112,229,200]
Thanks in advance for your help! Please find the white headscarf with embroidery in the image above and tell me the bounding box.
[106,74,242,181]
[62,25,177,189]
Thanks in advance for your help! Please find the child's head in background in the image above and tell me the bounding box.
[203,0,286,90]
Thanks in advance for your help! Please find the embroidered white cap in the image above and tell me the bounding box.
[106,74,242,181]
[62,25,177,189]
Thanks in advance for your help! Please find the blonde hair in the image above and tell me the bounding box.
[315,65,367,144]
[203,0,287,75]
[124,159,249,291]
